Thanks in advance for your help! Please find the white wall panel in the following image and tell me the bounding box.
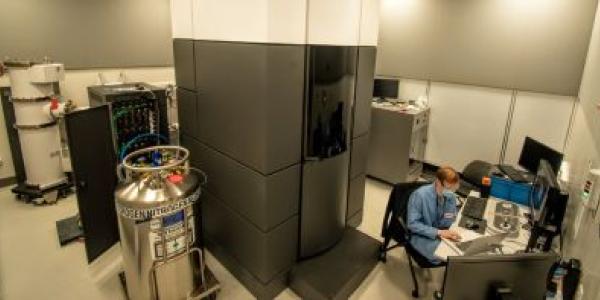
[398,78,428,101]
[307,0,362,45]
[426,83,512,171]
[376,0,598,96]
[1,0,173,69]
[193,0,307,44]
[504,92,574,166]
[359,0,380,46]
[267,0,308,44]
[560,4,600,296]
[193,0,267,42]
[171,0,194,38]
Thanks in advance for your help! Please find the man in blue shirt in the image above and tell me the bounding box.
[407,166,462,264]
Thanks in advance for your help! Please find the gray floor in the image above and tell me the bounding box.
[0,179,442,299]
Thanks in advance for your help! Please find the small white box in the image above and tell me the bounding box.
[582,169,600,212]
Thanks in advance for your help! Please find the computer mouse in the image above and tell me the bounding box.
[465,219,479,230]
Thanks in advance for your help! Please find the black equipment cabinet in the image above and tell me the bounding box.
[66,83,169,263]
[0,87,26,183]
[300,46,357,258]
[65,106,120,262]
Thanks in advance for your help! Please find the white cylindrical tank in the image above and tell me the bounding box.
[18,126,64,188]
[7,67,55,99]
[4,60,67,190]
[13,101,55,126]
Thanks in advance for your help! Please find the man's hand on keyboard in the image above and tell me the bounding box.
[438,229,462,242]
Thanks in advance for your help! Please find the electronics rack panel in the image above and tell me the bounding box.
[88,83,169,161]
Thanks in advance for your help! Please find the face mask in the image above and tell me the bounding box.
[437,180,456,195]
[442,183,457,195]
[442,188,453,194]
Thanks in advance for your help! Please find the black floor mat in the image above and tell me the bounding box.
[56,215,84,246]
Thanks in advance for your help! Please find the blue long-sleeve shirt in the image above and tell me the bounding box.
[407,183,458,263]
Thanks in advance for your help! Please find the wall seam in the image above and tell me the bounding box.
[499,89,517,164]
[563,96,580,155]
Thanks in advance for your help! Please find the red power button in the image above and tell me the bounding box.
[168,174,183,184]
[50,98,59,110]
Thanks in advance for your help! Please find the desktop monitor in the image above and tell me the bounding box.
[518,137,563,175]
[529,176,549,220]
[373,79,399,99]
[441,253,557,300]
[529,160,557,221]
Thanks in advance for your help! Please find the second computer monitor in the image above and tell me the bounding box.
[518,137,563,174]
[373,78,399,100]
[529,160,556,217]
[441,253,557,300]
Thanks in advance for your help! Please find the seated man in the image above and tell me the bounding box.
[407,166,462,264]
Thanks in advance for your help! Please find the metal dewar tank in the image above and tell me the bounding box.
[115,146,217,300]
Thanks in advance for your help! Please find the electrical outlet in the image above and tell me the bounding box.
[0,156,4,167]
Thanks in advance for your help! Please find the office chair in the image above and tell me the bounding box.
[457,160,494,197]
[379,181,446,298]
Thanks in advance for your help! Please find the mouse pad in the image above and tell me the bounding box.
[458,216,487,234]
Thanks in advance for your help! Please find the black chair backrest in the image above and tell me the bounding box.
[462,160,493,188]
[381,181,429,240]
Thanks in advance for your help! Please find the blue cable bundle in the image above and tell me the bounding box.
[119,133,168,161]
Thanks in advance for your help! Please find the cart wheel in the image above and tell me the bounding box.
[59,188,71,198]
[378,250,387,263]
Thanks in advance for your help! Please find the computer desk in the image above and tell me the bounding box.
[434,193,532,261]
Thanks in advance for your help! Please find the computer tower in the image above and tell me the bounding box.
[540,187,569,232]
[528,186,569,252]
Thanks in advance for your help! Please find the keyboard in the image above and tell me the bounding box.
[462,197,488,220]
[456,240,475,253]
[498,165,528,182]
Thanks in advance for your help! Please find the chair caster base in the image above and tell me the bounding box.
[378,245,388,263]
